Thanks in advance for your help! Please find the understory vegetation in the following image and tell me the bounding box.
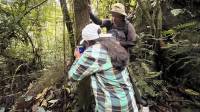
[0,0,199,112]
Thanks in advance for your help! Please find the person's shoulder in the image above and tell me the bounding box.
[126,20,132,26]
[84,43,107,59]
[126,21,135,30]
[87,43,101,50]
[85,43,106,53]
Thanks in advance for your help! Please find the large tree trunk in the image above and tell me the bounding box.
[73,0,91,111]
[73,0,90,44]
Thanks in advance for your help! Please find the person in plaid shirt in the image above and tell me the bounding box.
[68,23,138,112]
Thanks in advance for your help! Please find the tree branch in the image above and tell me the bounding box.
[17,0,48,23]
[18,23,35,54]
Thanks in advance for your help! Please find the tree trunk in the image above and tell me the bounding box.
[135,0,162,38]
[60,0,75,60]
[63,10,66,73]
[54,2,57,60]
[73,0,91,111]
[73,0,90,44]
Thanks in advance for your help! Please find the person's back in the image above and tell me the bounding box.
[68,36,138,111]
[91,39,137,111]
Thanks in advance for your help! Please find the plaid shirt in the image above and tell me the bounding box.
[68,43,138,112]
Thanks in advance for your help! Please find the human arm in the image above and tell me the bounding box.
[89,12,112,28]
[88,6,112,27]
[127,23,137,42]
[88,5,102,25]
[68,47,100,81]
[89,11,103,25]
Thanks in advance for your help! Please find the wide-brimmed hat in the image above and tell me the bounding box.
[110,3,127,16]
[82,23,100,41]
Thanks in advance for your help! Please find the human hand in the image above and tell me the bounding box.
[74,48,81,59]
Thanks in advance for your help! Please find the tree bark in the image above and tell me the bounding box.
[60,0,75,59]
[63,15,67,73]
[73,0,90,44]
[136,0,162,38]
[73,0,91,111]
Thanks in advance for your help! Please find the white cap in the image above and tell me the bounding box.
[82,23,100,40]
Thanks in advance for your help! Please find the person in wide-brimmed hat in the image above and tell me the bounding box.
[110,3,127,16]
[89,3,136,49]
[89,3,148,107]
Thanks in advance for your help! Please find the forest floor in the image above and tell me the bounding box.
[0,60,200,112]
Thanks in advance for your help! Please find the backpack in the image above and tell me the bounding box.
[108,20,129,41]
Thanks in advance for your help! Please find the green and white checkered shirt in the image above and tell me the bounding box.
[68,43,138,112]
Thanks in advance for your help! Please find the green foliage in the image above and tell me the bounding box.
[7,41,33,60]
[92,0,136,18]
[129,61,158,97]
[170,9,184,16]
[0,0,67,65]
[1,0,138,65]
[136,77,157,97]
[162,29,176,37]
[162,21,199,38]
[175,21,198,30]
[161,41,200,92]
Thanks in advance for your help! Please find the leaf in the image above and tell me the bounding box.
[141,62,150,73]
[36,88,49,99]
[162,29,176,36]
[48,99,58,104]
[41,100,48,107]
[171,9,184,16]
[24,96,33,101]
[151,0,157,7]
[65,87,71,94]
[146,71,162,78]
[184,89,200,96]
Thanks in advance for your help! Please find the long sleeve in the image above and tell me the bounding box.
[89,12,112,29]
[68,47,100,81]
[89,12,102,25]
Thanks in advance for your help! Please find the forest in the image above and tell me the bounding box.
[0,0,200,112]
